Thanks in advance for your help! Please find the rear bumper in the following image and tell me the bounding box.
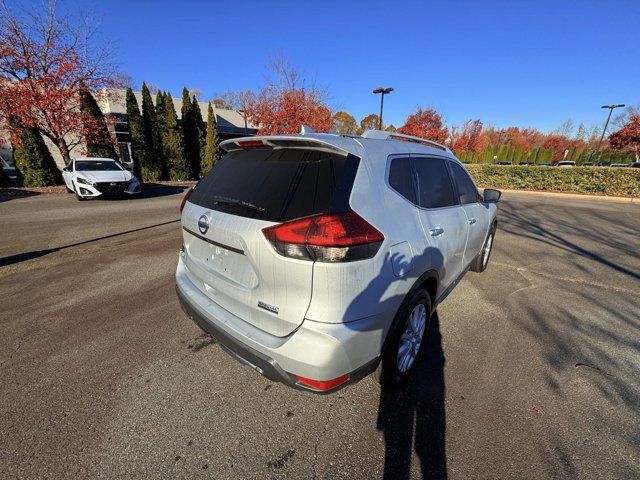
[175,257,383,393]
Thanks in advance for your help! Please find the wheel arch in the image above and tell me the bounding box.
[381,269,440,355]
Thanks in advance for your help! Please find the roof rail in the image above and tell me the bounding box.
[361,130,448,151]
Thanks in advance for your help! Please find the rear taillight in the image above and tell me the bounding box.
[262,211,383,263]
[180,187,194,213]
[295,374,350,391]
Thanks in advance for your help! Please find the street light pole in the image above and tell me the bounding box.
[593,103,625,163]
[373,87,394,130]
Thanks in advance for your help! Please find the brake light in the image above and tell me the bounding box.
[262,211,383,262]
[295,374,350,391]
[237,140,265,148]
[180,187,194,213]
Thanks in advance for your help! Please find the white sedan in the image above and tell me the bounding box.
[62,157,141,201]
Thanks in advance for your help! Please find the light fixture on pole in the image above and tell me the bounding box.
[373,87,394,130]
[593,103,625,162]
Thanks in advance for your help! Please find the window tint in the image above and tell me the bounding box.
[413,157,456,208]
[449,161,479,204]
[388,157,416,203]
[189,149,349,221]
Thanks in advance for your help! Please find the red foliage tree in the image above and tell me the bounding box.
[449,119,486,153]
[609,114,640,160]
[244,58,333,135]
[398,107,449,144]
[542,134,575,162]
[246,87,333,135]
[0,2,121,163]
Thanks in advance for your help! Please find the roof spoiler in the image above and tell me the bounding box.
[219,135,349,156]
[361,130,449,151]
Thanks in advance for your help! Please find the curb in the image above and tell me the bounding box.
[489,188,639,203]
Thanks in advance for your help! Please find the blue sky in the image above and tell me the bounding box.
[88,0,637,132]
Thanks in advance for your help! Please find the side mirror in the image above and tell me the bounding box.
[483,188,501,203]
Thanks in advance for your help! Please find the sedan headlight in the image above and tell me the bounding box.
[76,177,93,185]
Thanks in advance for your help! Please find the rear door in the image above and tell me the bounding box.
[447,160,489,267]
[412,156,468,290]
[182,147,350,337]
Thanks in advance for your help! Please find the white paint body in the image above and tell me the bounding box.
[176,132,498,385]
[62,157,141,199]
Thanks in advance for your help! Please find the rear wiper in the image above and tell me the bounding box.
[211,195,265,213]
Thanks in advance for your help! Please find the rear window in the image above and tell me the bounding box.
[189,149,350,221]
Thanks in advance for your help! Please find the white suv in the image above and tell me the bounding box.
[175,129,500,392]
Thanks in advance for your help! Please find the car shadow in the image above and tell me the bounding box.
[0,188,42,203]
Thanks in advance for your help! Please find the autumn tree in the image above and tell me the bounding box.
[385,124,397,133]
[10,120,62,186]
[609,114,640,161]
[360,114,382,133]
[181,87,200,178]
[140,83,163,180]
[202,103,220,174]
[398,107,449,144]
[542,134,573,162]
[244,59,333,135]
[449,120,486,153]
[79,89,117,159]
[333,111,358,135]
[125,88,145,179]
[0,1,121,165]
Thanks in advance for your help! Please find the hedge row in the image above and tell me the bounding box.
[466,165,640,197]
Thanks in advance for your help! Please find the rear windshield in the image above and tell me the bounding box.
[189,149,350,221]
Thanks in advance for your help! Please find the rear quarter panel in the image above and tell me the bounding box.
[304,147,434,330]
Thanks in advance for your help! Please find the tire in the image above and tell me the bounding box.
[377,288,432,387]
[470,224,496,273]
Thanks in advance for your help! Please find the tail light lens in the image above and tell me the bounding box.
[262,211,383,263]
[180,187,194,213]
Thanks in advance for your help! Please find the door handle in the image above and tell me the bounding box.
[429,227,444,237]
[468,218,477,225]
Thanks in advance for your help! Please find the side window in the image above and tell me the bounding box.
[413,157,456,208]
[388,157,416,203]
[449,161,479,204]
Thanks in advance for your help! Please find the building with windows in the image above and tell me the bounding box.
[0,89,258,170]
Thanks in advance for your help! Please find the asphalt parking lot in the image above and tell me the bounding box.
[1,187,639,479]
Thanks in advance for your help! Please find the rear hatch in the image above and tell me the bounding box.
[182,145,354,337]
